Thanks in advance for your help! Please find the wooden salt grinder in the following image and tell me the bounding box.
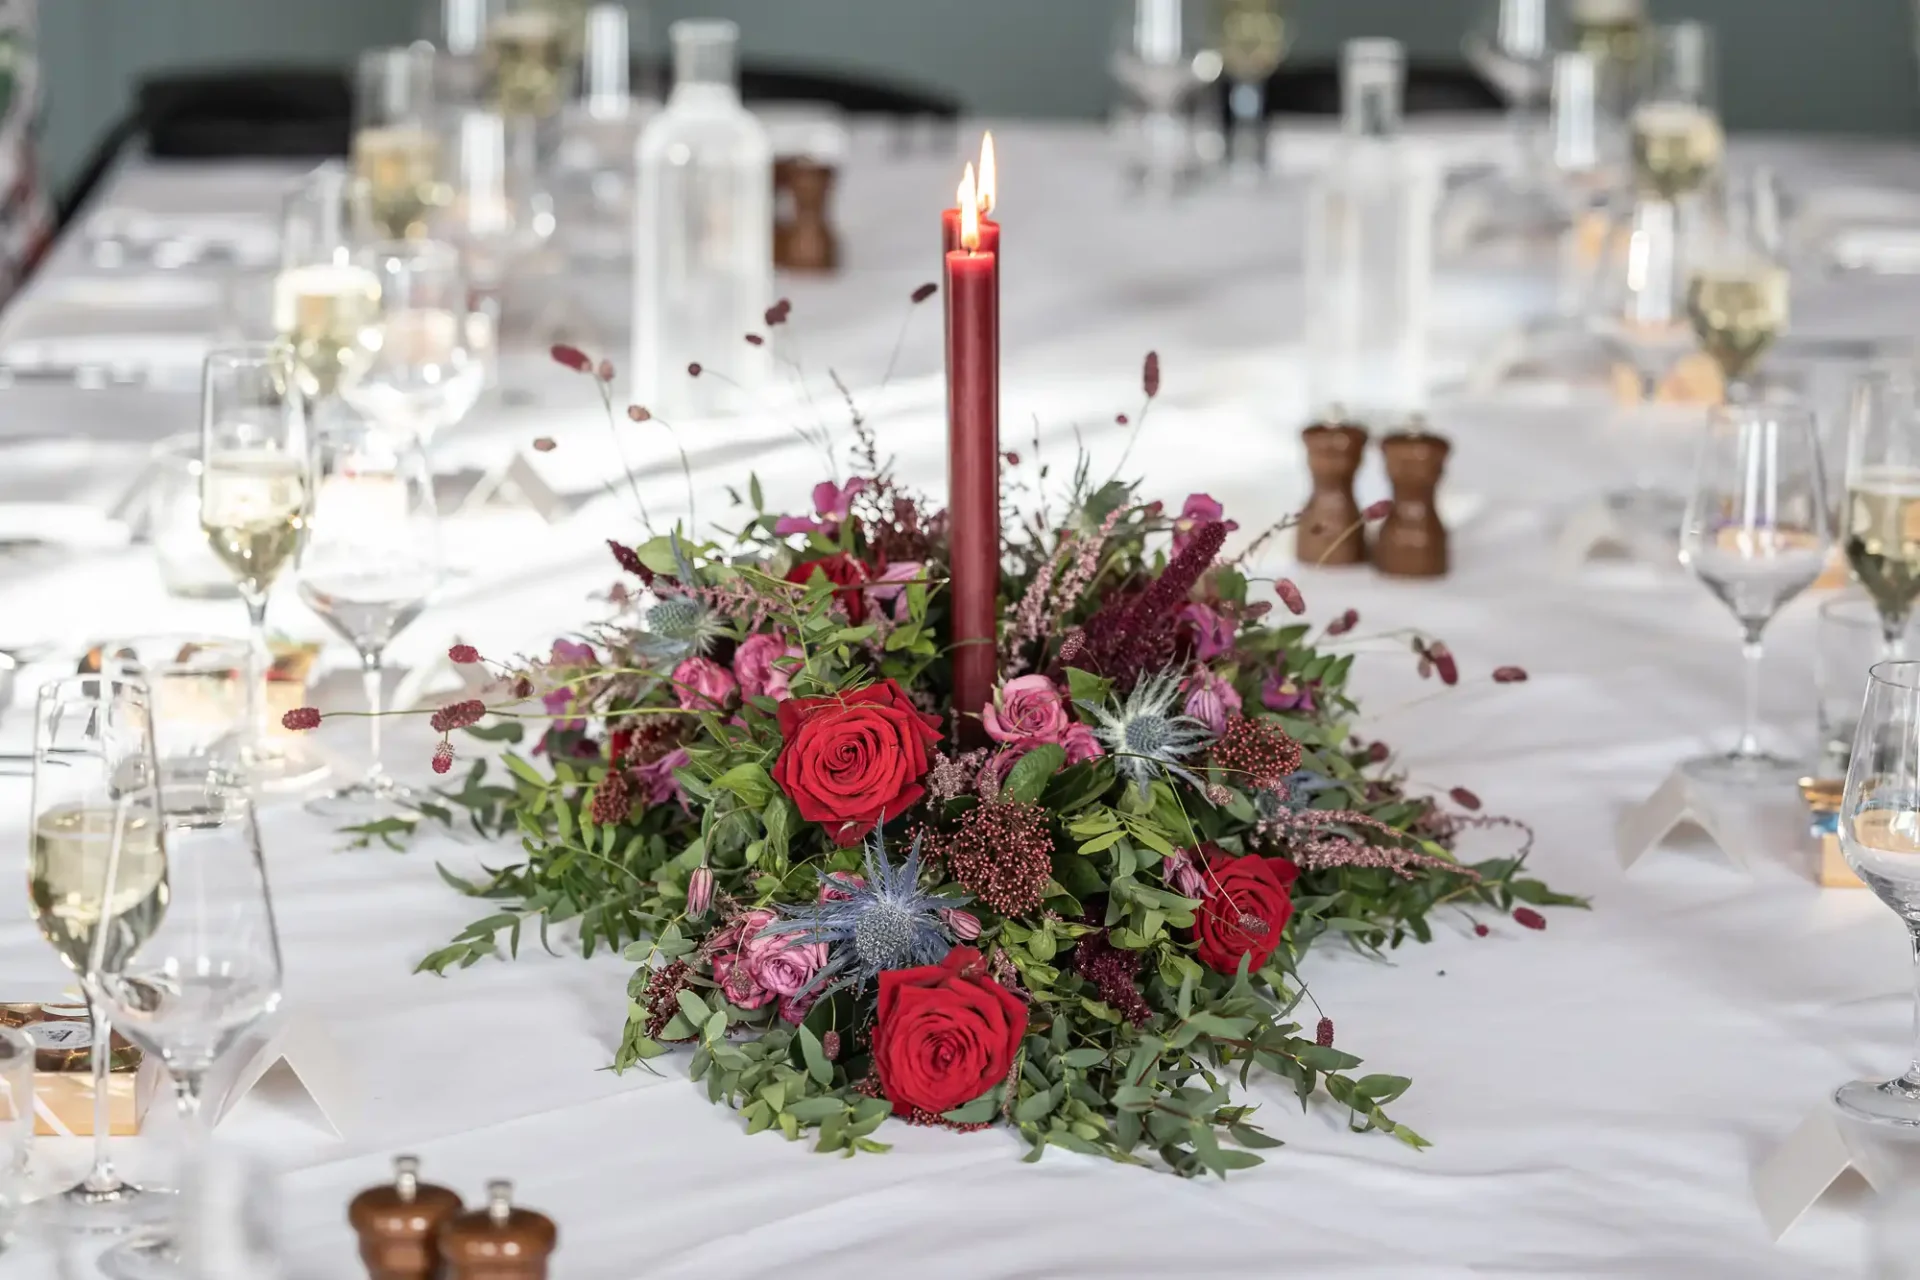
[440,1180,558,1280]
[774,158,840,273]
[1374,428,1451,579]
[1296,420,1369,566]
[348,1155,463,1280]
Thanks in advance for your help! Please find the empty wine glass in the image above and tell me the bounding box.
[340,240,485,446]
[1836,659,1920,1127]
[1109,0,1221,194]
[92,779,283,1280]
[295,414,443,820]
[1845,368,1920,660]
[354,45,442,240]
[1215,0,1288,180]
[1677,401,1832,786]
[275,166,379,403]
[28,675,170,1232]
[0,1026,31,1252]
[1463,0,1561,120]
[1686,170,1792,399]
[199,345,325,790]
[1631,22,1722,202]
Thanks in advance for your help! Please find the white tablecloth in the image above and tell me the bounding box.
[3,123,1920,1278]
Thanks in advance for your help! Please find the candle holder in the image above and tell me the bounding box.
[1374,426,1451,578]
[1296,419,1370,566]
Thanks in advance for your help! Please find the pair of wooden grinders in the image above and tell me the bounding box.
[1297,420,1450,578]
[350,1156,557,1280]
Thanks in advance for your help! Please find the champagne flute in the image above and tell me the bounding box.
[485,0,577,119]
[1845,369,1920,660]
[1836,659,1920,1126]
[1685,172,1791,399]
[1677,401,1832,786]
[28,674,170,1231]
[295,415,443,820]
[1630,22,1723,202]
[91,780,283,1280]
[275,165,381,403]
[354,45,443,240]
[1215,0,1288,179]
[199,345,324,790]
[340,240,485,447]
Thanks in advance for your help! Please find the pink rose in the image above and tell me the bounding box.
[981,675,1071,746]
[1061,723,1105,765]
[733,633,803,702]
[636,747,690,808]
[1173,494,1239,556]
[709,908,779,1009]
[709,907,829,1022]
[673,656,738,712]
[1179,602,1235,660]
[742,927,828,1000]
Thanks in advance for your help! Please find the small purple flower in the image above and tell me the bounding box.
[1172,494,1239,556]
[1178,602,1235,660]
[1163,848,1210,900]
[1182,668,1242,734]
[1261,671,1316,714]
[636,747,690,809]
[774,476,868,536]
[541,639,597,730]
[861,560,925,623]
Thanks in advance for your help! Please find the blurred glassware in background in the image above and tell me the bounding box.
[485,0,579,121]
[1631,21,1722,203]
[1819,591,1894,771]
[1588,190,1695,401]
[295,414,442,821]
[1214,0,1288,183]
[1676,401,1830,788]
[1686,167,1791,400]
[633,19,772,418]
[275,165,381,405]
[424,0,489,105]
[353,46,442,241]
[1568,0,1647,127]
[553,4,655,263]
[1845,367,1920,662]
[175,1147,287,1280]
[0,1026,32,1255]
[1109,0,1221,196]
[101,637,254,796]
[92,780,283,1280]
[1463,0,1559,129]
[1303,38,1436,423]
[436,107,553,364]
[341,239,486,446]
[146,436,241,601]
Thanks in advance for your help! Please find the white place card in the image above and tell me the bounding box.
[458,452,572,524]
[210,1009,355,1139]
[1617,770,1754,873]
[1556,497,1637,570]
[1754,1106,1891,1240]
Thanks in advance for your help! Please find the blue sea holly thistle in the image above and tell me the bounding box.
[1080,668,1217,798]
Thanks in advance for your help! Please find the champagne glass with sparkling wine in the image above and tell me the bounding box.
[1677,402,1832,787]
[1216,0,1288,179]
[1686,171,1791,399]
[295,414,443,819]
[1846,370,1920,660]
[91,780,283,1280]
[199,345,324,789]
[275,165,380,403]
[28,675,170,1231]
[354,45,443,240]
[1631,22,1722,202]
[1837,660,1920,1127]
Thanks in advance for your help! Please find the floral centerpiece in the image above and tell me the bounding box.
[295,333,1577,1176]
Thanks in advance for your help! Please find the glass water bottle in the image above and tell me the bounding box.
[1302,39,1437,422]
[632,19,772,419]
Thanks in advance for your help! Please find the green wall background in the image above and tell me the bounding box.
[36,0,1920,195]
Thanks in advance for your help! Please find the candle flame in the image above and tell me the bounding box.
[978,132,996,216]
[958,162,980,251]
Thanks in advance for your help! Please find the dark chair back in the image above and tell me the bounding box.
[1263,61,1504,116]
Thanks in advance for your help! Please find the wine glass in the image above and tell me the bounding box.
[354,45,442,240]
[1685,171,1792,400]
[1463,0,1561,120]
[91,779,283,1280]
[434,107,554,358]
[0,1026,31,1251]
[1844,369,1920,660]
[1835,659,1920,1126]
[1215,0,1288,180]
[1677,401,1832,787]
[1109,0,1221,194]
[485,0,579,120]
[295,414,443,820]
[28,674,170,1231]
[275,166,380,403]
[199,344,325,790]
[339,240,485,447]
[1630,22,1722,202]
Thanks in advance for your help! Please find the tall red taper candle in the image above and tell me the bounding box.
[941,131,1000,258]
[945,165,999,740]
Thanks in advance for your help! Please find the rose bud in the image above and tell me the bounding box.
[687,866,715,919]
[941,907,981,941]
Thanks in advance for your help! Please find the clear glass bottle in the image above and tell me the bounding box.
[1303,40,1437,422]
[632,19,772,418]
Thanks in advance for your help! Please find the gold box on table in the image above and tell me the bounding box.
[1798,778,1864,889]
[0,1002,162,1135]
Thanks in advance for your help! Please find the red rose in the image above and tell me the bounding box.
[785,553,871,624]
[772,678,942,844]
[1192,845,1298,975]
[873,948,1028,1117]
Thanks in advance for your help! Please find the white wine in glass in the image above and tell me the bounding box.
[270,261,380,401]
[199,449,310,599]
[353,125,441,239]
[1630,101,1723,199]
[1685,263,1789,383]
[487,7,569,117]
[29,804,170,980]
[1846,467,1920,645]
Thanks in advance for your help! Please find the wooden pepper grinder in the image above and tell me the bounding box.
[1374,426,1451,578]
[348,1155,463,1280]
[440,1180,558,1280]
[1296,418,1370,566]
[773,157,840,273]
